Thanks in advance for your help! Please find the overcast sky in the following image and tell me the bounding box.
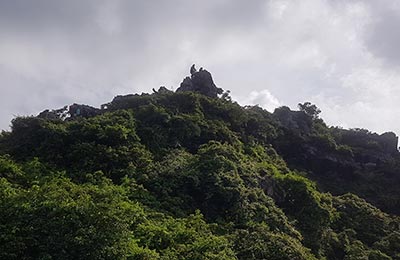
[1,0,399,136]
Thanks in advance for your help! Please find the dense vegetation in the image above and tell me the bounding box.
[1,71,399,259]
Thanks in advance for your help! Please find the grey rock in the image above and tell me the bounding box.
[176,66,223,98]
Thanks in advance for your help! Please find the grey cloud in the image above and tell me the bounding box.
[0,0,97,35]
[0,0,399,136]
[365,5,400,67]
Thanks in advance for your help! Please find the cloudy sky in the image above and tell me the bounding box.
[1,0,399,136]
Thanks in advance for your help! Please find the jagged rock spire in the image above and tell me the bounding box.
[190,64,197,75]
[177,65,223,98]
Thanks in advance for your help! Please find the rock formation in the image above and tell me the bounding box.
[68,103,100,118]
[376,132,398,154]
[38,104,100,120]
[273,106,313,135]
[38,106,69,120]
[176,65,223,98]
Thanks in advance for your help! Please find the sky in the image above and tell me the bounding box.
[1,0,400,136]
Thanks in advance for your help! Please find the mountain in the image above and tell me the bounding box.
[1,66,399,260]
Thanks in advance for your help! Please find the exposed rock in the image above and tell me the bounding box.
[377,132,398,154]
[38,106,69,120]
[176,65,223,98]
[337,129,399,162]
[68,104,100,118]
[190,64,197,75]
[273,106,312,135]
[38,104,100,120]
[157,86,172,93]
[260,175,286,204]
[178,77,193,91]
[111,94,136,103]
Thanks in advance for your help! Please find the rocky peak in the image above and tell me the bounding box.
[176,64,223,98]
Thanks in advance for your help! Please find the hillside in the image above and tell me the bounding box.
[1,67,399,260]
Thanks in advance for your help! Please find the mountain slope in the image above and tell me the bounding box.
[0,68,399,259]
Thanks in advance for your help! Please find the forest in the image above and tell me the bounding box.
[1,68,399,259]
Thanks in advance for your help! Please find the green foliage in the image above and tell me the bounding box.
[0,176,144,260]
[1,89,399,259]
[232,224,316,260]
[333,194,394,245]
[343,240,392,260]
[136,211,237,260]
[373,232,400,259]
[273,172,336,254]
[0,173,237,260]
[2,110,153,182]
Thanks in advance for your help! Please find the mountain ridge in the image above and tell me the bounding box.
[1,66,399,259]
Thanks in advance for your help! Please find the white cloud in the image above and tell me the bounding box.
[316,65,400,134]
[233,90,281,112]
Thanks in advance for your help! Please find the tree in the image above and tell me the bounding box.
[298,102,321,119]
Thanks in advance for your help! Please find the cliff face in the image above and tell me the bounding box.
[270,105,400,215]
[273,106,313,135]
[374,132,398,154]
